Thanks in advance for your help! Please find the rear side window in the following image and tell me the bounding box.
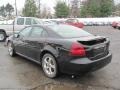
[17,18,24,25]
[25,18,32,25]
[30,27,43,38]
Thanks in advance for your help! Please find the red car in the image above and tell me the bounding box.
[112,21,118,28]
[65,19,84,28]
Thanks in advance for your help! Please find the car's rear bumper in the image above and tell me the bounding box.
[60,53,112,75]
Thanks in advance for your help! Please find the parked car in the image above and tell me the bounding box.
[0,17,43,42]
[65,18,84,28]
[112,21,118,29]
[8,24,112,78]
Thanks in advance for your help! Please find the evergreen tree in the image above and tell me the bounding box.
[5,3,14,18]
[80,0,114,17]
[22,0,37,17]
[55,1,69,18]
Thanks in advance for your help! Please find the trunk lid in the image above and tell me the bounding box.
[79,36,109,60]
[68,35,109,60]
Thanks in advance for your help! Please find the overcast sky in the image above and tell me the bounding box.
[0,0,56,10]
[0,0,120,11]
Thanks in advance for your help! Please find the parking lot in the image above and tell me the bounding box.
[0,26,120,90]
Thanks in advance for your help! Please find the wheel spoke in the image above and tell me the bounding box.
[44,59,49,64]
[48,57,52,63]
[50,64,55,69]
[49,59,55,69]
[48,66,53,74]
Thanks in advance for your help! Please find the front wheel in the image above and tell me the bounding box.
[42,54,58,78]
[0,31,6,42]
[8,42,16,57]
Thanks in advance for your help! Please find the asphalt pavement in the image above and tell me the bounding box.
[0,26,120,90]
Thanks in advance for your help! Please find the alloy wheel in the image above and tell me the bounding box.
[42,54,57,78]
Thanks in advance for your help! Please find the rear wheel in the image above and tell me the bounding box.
[8,42,16,57]
[0,31,6,42]
[42,53,58,78]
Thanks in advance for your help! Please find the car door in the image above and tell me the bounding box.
[14,27,32,55]
[24,26,48,61]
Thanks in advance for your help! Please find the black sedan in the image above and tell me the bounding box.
[8,24,112,78]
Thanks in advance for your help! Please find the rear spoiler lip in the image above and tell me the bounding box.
[76,35,106,42]
[77,36,109,47]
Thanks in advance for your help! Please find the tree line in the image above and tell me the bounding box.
[22,0,52,18]
[0,0,119,18]
[55,0,115,18]
[0,3,14,19]
[22,0,115,18]
[80,0,114,17]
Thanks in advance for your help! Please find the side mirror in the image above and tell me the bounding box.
[13,33,19,38]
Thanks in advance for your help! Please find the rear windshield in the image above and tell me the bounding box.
[48,25,92,38]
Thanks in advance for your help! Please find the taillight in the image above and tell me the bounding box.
[69,42,86,57]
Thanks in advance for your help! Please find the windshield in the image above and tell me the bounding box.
[48,25,92,38]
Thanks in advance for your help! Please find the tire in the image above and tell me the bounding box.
[8,42,16,57]
[0,31,6,42]
[113,26,117,29]
[42,53,58,78]
[118,27,120,30]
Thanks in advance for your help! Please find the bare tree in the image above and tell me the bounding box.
[41,6,52,18]
[70,0,80,17]
[5,3,14,19]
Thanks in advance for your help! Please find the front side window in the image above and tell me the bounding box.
[30,27,43,38]
[17,18,24,25]
[19,27,32,37]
